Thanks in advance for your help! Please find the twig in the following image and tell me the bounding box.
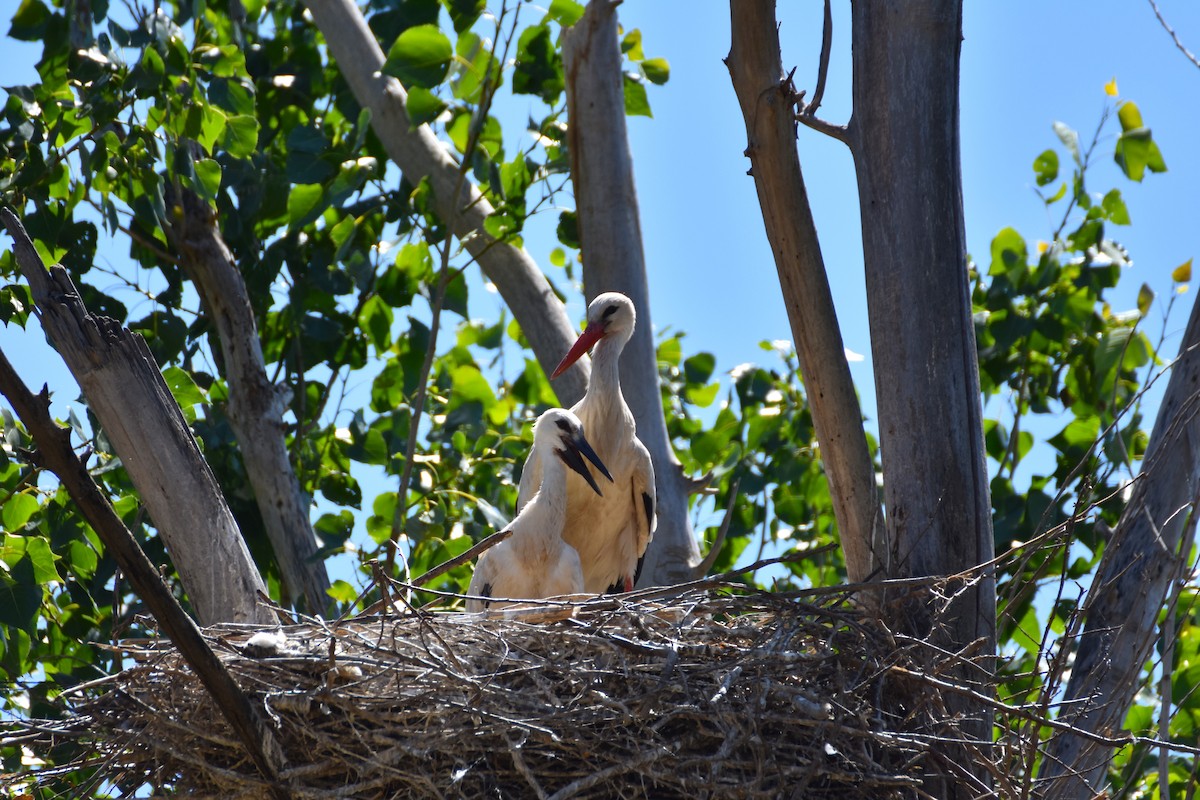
[691,478,740,579]
[1147,0,1200,70]
[361,528,512,615]
[808,0,833,115]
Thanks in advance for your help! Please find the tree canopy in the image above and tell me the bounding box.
[0,0,1197,796]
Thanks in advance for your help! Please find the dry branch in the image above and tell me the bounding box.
[725,0,885,586]
[0,347,289,798]
[1040,292,1200,797]
[166,188,331,615]
[562,0,701,585]
[10,592,995,799]
[0,207,272,626]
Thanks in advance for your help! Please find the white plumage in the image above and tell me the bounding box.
[518,292,656,594]
[467,408,612,611]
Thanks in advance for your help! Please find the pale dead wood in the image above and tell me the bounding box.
[562,0,702,586]
[0,346,290,799]
[0,207,272,626]
[1040,292,1200,798]
[725,0,885,586]
[166,188,332,615]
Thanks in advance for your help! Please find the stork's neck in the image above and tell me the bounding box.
[583,334,630,424]
[513,458,568,560]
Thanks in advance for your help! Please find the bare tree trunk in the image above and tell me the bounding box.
[1039,294,1200,798]
[726,0,886,586]
[848,0,994,792]
[1,209,272,626]
[0,348,288,796]
[302,0,588,405]
[561,0,700,584]
[167,189,331,615]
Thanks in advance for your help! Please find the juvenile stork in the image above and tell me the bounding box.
[467,408,612,611]
[518,292,656,593]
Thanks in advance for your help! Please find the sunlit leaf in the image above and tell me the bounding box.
[623,73,652,118]
[1173,259,1193,283]
[383,24,453,90]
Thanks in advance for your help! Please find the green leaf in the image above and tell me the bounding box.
[383,24,453,89]
[658,337,682,367]
[2,494,40,531]
[9,0,51,41]
[0,557,43,633]
[405,85,447,127]
[1137,283,1154,316]
[988,227,1028,282]
[194,158,222,198]
[621,28,644,60]
[1117,100,1143,132]
[327,579,358,604]
[287,183,325,228]
[556,210,579,249]
[684,352,716,385]
[359,295,395,353]
[547,0,585,26]
[1114,128,1167,182]
[443,0,485,33]
[623,73,652,118]
[1174,259,1192,283]
[223,115,259,158]
[641,57,670,85]
[513,24,563,104]
[451,31,496,105]
[1100,188,1130,225]
[1048,416,1100,455]
[162,366,206,424]
[1032,149,1058,187]
[449,365,496,408]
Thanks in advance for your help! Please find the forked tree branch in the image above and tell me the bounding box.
[0,347,290,799]
[726,0,885,586]
[166,188,332,615]
[1,208,272,626]
[793,0,850,146]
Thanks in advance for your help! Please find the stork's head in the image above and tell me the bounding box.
[551,292,636,379]
[535,408,614,496]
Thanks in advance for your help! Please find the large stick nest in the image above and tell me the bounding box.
[10,590,989,798]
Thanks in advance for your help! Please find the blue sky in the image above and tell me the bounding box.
[2,2,1199,582]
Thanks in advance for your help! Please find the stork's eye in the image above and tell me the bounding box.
[555,418,573,433]
[602,305,619,319]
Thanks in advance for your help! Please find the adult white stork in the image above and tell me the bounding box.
[466,408,612,611]
[518,292,656,593]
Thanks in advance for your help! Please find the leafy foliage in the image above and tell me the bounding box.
[0,1,676,787]
[0,0,1191,795]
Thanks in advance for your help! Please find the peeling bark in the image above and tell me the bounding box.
[166,189,331,615]
[562,0,700,584]
[726,0,886,586]
[1,208,271,626]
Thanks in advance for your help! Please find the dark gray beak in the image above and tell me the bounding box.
[557,430,614,497]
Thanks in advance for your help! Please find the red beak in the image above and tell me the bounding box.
[551,322,606,379]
